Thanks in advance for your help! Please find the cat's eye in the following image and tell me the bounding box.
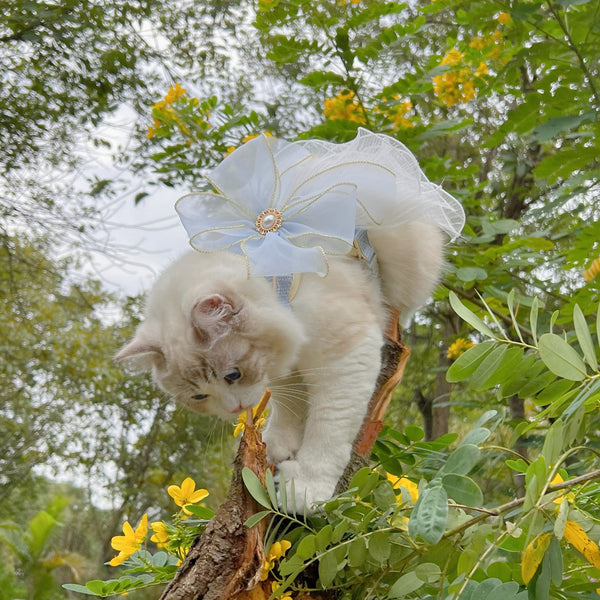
[224,368,242,384]
[192,393,209,401]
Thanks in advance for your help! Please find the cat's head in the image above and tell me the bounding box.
[116,288,303,419]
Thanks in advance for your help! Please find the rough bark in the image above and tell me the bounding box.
[161,312,409,600]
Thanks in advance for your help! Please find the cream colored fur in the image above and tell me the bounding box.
[116,222,444,511]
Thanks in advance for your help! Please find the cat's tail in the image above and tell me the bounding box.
[367,222,444,326]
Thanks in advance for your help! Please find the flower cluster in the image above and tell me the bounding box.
[226,132,273,156]
[377,95,415,130]
[386,472,419,503]
[108,476,211,568]
[323,89,367,124]
[432,49,478,107]
[146,82,209,141]
[446,338,475,359]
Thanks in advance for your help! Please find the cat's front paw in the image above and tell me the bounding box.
[263,429,302,464]
[277,460,338,513]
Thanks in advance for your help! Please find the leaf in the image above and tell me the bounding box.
[241,467,272,509]
[318,551,338,587]
[296,534,317,560]
[521,533,552,584]
[531,111,596,142]
[446,341,496,382]
[469,344,508,391]
[185,505,215,519]
[414,562,441,583]
[449,292,496,338]
[316,525,332,551]
[62,584,101,596]
[389,571,424,598]
[563,520,600,568]
[507,289,524,343]
[441,444,480,475]
[547,537,563,586]
[541,420,563,466]
[474,345,525,391]
[456,267,488,282]
[573,304,598,371]
[538,333,587,381]
[442,474,483,506]
[460,427,491,446]
[265,469,278,509]
[244,511,271,529]
[367,531,390,563]
[348,537,367,568]
[414,484,448,544]
[554,499,569,540]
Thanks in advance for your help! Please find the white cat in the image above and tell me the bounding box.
[116,222,444,511]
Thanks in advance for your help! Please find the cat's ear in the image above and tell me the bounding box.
[191,293,240,348]
[115,337,165,372]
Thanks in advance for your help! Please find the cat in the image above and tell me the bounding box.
[116,221,444,511]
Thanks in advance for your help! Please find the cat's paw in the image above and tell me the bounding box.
[277,459,337,513]
[263,430,301,464]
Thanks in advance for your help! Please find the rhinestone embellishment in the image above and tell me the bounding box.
[255,208,283,235]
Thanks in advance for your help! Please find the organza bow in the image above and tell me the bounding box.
[176,129,465,277]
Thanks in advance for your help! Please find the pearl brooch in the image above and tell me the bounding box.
[255,208,283,235]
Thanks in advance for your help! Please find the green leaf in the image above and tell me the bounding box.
[531,111,596,142]
[415,562,442,583]
[318,551,338,587]
[414,484,448,544]
[85,581,108,595]
[316,524,332,551]
[460,427,491,446]
[471,345,524,391]
[185,505,215,519]
[547,537,563,586]
[538,333,587,381]
[442,474,484,506]
[348,537,367,568]
[265,469,278,509]
[244,510,271,529]
[446,341,496,382]
[456,267,488,282]
[449,292,496,338]
[573,304,598,371]
[441,444,480,476]
[541,420,563,466]
[241,467,272,509]
[367,531,391,564]
[62,584,101,596]
[296,534,317,560]
[389,571,424,598]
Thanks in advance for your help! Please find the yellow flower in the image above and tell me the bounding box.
[164,82,187,105]
[323,89,367,124]
[440,48,464,67]
[584,257,600,282]
[225,146,236,156]
[150,521,169,549]
[109,513,148,567]
[271,581,293,600]
[167,477,209,515]
[242,132,273,144]
[469,36,489,50]
[261,540,292,579]
[497,12,512,25]
[474,62,488,77]
[387,473,419,503]
[233,405,269,437]
[350,0,360,3]
[446,338,475,359]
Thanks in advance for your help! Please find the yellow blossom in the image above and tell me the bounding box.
[233,405,269,437]
[447,338,475,359]
[497,12,512,25]
[225,146,236,156]
[584,257,600,282]
[387,473,419,503]
[350,0,360,3]
[440,48,464,67]
[469,36,489,50]
[109,513,148,567]
[167,477,209,515]
[474,62,488,77]
[164,82,187,105]
[261,540,292,579]
[271,582,293,600]
[150,521,169,549]
[323,89,367,124]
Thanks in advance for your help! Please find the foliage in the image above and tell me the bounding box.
[4,0,600,598]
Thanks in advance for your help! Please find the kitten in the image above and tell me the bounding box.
[116,222,443,511]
